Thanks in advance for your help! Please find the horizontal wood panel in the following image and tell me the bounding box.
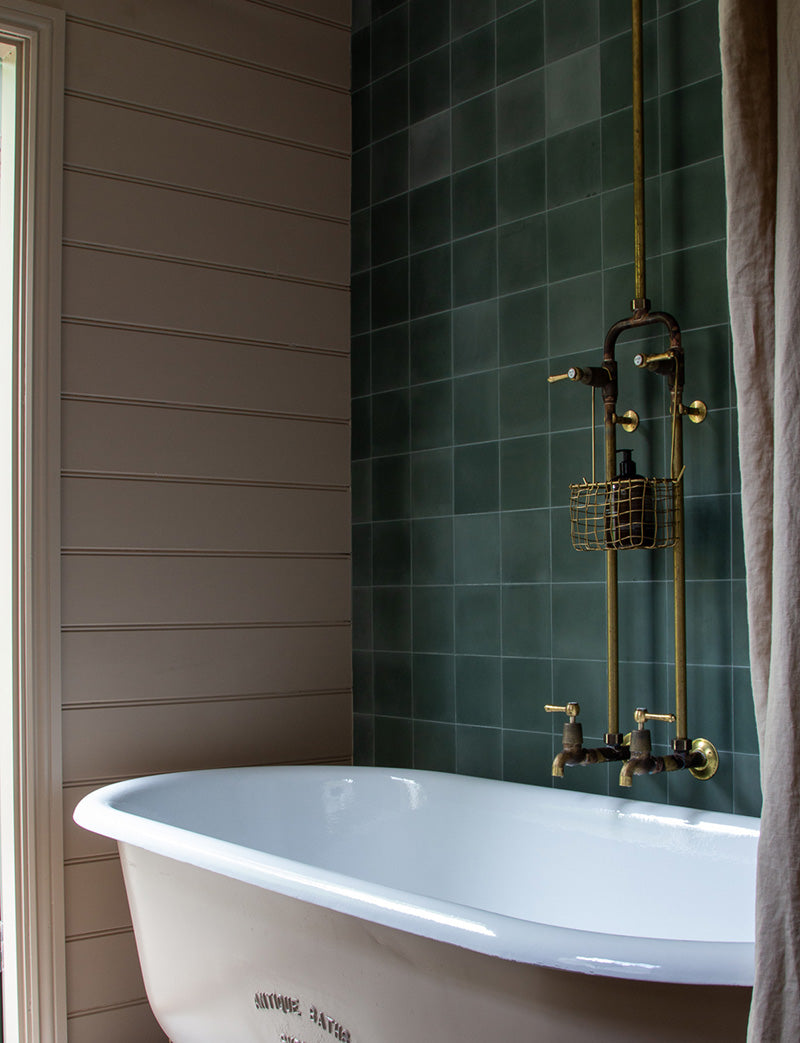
[64,857,131,938]
[62,690,352,780]
[66,931,146,1015]
[63,171,349,288]
[61,323,349,417]
[67,1002,166,1043]
[64,785,118,862]
[62,478,349,553]
[61,400,350,486]
[66,0,349,86]
[62,246,349,351]
[61,556,350,627]
[66,21,348,153]
[64,96,350,219]
[61,625,351,707]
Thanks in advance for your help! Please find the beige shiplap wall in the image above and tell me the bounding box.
[53,1,351,1038]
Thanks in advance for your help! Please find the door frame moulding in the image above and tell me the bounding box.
[0,3,65,1043]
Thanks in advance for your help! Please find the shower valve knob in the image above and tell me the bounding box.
[633,708,675,729]
[547,367,583,383]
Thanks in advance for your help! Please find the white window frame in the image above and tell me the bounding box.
[0,3,65,1042]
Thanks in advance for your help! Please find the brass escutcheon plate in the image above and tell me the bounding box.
[689,737,719,780]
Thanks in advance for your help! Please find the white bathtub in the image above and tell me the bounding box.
[74,765,757,1043]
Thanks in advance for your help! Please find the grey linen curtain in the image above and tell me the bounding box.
[720,0,800,1038]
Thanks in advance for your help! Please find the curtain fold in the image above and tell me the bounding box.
[720,1,800,1038]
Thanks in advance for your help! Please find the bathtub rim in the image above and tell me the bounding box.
[73,764,758,988]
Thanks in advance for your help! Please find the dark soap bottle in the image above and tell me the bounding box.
[607,449,655,549]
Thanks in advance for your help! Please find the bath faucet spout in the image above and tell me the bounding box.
[552,743,629,778]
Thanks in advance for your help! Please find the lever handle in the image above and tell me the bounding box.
[633,707,675,728]
[545,702,580,721]
[547,367,583,384]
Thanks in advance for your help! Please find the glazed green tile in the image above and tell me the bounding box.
[660,75,723,174]
[414,653,456,721]
[552,658,608,737]
[352,459,371,523]
[413,720,457,771]
[456,725,503,780]
[600,26,658,116]
[372,323,409,392]
[413,586,455,652]
[353,523,372,586]
[549,428,602,504]
[352,332,370,398]
[545,0,598,62]
[685,664,733,751]
[371,194,408,267]
[352,28,371,84]
[619,579,670,664]
[502,657,552,730]
[547,122,601,209]
[353,713,375,765]
[371,5,408,78]
[731,579,749,668]
[452,94,496,170]
[454,442,499,514]
[456,655,502,726]
[351,270,370,336]
[502,729,555,786]
[352,87,371,153]
[548,272,604,356]
[501,509,551,582]
[374,715,413,767]
[454,512,501,583]
[453,0,495,37]
[374,651,413,715]
[681,325,731,411]
[410,177,451,253]
[372,455,410,520]
[353,650,374,714]
[453,301,499,374]
[410,47,451,124]
[453,161,497,238]
[497,70,545,152]
[499,214,547,293]
[733,753,762,818]
[685,579,731,667]
[352,147,370,212]
[498,141,546,223]
[410,113,451,188]
[547,197,602,283]
[684,495,731,580]
[502,584,551,657]
[412,517,454,584]
[455,586,502,654]
[500,434,550,510]
[618,659,670,730]
[371,258,408,329]
[550,505,605,583]
[499,287,547,364]
[601,180,661,269]
[452,24,495,104]
[454,371,499,444]
[372,67,409,141]
[546,48,600,136]
[659,0,721,94]
[410,380,452,451]
[661,158,726,253]
[411,244,452,318]
[498,0,530,12]
[681,402,731,497]
[731,494,745,579]
[373,0,405,18]
[351,396,371,461]
[409,0,449,59]
[732,669,757,754]
[371,130,409,201]
[372,520,411,585]
[601,100,660,189]
[599,0,657,38]
[497,2,544,84]
[453,229,498,306]
[352,587,372,649]
[371,388,410,455]
[552,582,606,659]
[667,751,733,814]
[411,448,453,516]
[499,360,548,438]
[372,586,411,650]
[410,313,451,383]
[352,208,371,273]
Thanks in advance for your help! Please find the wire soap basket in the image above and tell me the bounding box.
[569,475,678,550]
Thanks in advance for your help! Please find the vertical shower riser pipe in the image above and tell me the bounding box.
[631,0,648,310]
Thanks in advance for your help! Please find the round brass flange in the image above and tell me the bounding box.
[689,737,719,781]
[618,409,640,433]
[687,400,707,424]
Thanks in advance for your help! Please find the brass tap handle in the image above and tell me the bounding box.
[545,702,580,722]
[633,707,676,729]
[547,367,583,384]
[633,350,674,368]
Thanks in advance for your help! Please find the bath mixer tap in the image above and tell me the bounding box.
[618,708,719,787]
[545,703,629,778]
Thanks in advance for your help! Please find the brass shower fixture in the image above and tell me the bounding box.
[543,0,718,786]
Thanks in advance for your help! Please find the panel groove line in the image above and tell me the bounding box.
[67,997,151,1021]
[61,620,351,633]
[61,469,349,492]
[241,0,349,30]
[64,88,349,160]
[66,13,350,93]
[62,685,353,712]
[61,549,350,559]
[64,927,132,944]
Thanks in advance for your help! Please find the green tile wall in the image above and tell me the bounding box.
[351,0,760,815]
